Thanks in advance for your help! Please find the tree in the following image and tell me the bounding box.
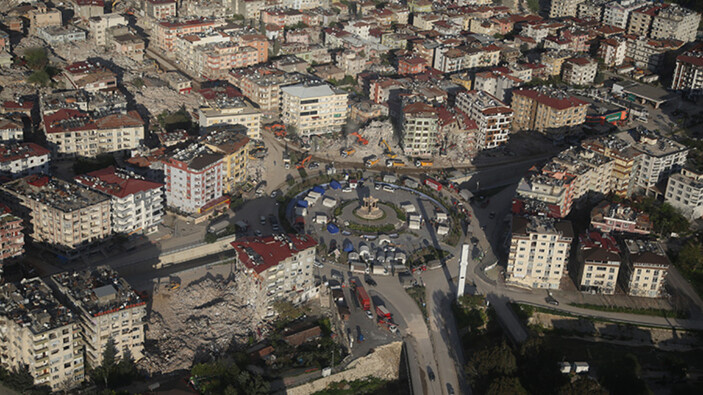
[24,47,48,70]
[527,0,540,13]
[486,376,528,395]
[467,341,518,392]
[557,376,608,395]
[27,70,50,86]
[205,232,218,243]
[677,241,702,272]
[273,300,304,324]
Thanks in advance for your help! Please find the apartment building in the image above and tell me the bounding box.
[231,234,317,309]
[577,0,609,20]
[0,143,51,179]
[43,109,144,158]
[233,0,278,20]
[472,70,523,102]
[597,36,627,67]
[603,0,646,29]
[624,34,684,72]
[0,117,23,142]
[197,97,262,140]
[507,215,573,290]
[154,18,224,52]
[280,83,348,136]
[650,4,700,43]
[27,4,62,34]
[620,238,669,297]
[227,66,305,113]
[552,147,614,201]
[665,168,703,220]
[162,144,226,215]
[515,170,576,219]
[511,87,589,133]
[201,130,250,194]
[0,278,84,391]
[0,212,24,264]
[627,4,664,38]
[541,50,574,76]
[75,167,165,234]
[616,129,688,194]
[562,56,597,86]
[401,102,439,158]
[62,60,117,92]
[50,267,146,366]
[455,90,513,150]
[582,135,641,196]
[88,13,126,46]
[591,201,652,234]
[549,0,585,18]
[671,49,703,96]
[577,230,621,295]
[145,0,177,20]
[0,176,111,257]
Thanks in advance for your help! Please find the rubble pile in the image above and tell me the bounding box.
[323,120,398,159]
[140,273,268,374]
[131,84,202,116]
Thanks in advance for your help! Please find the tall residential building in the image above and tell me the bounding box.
[43,109,144,158]
[88,13,126,46]
[154,19,225,52]
[0,278,85,391]
[620,238,669,297]
[582,135,641,196]
[550,0,585,18]
[590,201,652,234]
[50,267,146,367]
[627,4,665,38]
[511,87,589,132]
[0,117,23,142]
[162,144,226,215]
[401,102,439,158]
[75,167,165,234]
[0,143,51,179]
[197,97,262,140]
[577,230,621,295]
[0,212,24,266]
[562,56,598,86]
[145,0,177,20]
[671,49,703,96]
[231,234,318,311]
[624,34,684,71]
[665,168,703,221]
[602,0,647,29]
[472,70,523,103]
[615,129,688,194]
[577,0,608,21]
[280,83,349,136]
[227,66,306,113]
[455,90,513,150]
[507,215,573,290]
[650,4,701,43]
[201,130,250,194]
[597,36,628,67]
[0,176,111,258]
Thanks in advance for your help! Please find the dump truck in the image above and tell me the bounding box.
[415,160,433,167]
[386,159,405,167]
[355,283,371,310]
[365,155,379,167]
[341,147,356,157]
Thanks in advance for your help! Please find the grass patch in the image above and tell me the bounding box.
[406,286,427,319]
[381,202,406,221]
[409,246,450,266]
[333,199,356,217]
[453,297,487,332]
[568,302,688,319]
[346,222,396,233]
[312,378,402,395]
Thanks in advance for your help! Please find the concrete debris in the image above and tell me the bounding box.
[139,272,267,375]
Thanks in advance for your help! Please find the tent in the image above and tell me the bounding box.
[296,199,309,207]
[343,240,354,252]
[330,180,341,190]
[327,223,339,234]
[312,185,325,195]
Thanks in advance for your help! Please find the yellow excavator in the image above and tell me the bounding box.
[380,139,397,159]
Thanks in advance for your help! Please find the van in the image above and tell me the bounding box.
[383,185,395,193]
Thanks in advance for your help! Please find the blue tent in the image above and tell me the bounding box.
[327,223,339,234]
[343,240,354,252]
[312,185,325,194]
[330,180,341,190]
[296,199,309,208]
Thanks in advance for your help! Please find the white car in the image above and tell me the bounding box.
[383,185,395,193]
[342,186,352,193]
[313,261,324,268]
[365,310,374,319]
[374,183,382,190]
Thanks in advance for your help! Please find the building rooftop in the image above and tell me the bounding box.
[165,143,223,171]
[513,87,588,110]
[75,166,163,199]
[0,278,76,334]
[0,142,50,163]
[2,175,109,212]
[616,128,688,158]
[281,83,344,99]
[460,90,513,115]
[201,129,250,155]
[43,109,143,134]
[623,239,669,267]
[232,234,317,274]
[512,215,573,238]
[51,266,145,318]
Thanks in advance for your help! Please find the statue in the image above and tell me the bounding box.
[356,195,383,220]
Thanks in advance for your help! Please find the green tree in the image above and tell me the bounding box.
[527,0,540,13]
[24,47,48,70]
[273,300,304,324]
[557,376,608,395]
[205,232,218,243]
[486,376,528,395]
[27,70,50,86]
[677,241,702,272]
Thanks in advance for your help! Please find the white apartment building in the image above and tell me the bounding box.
[401,102,439,157]
[620,239,669,298]
[550,0,585,18]
[50,267,146,367]
[162,144,225,215]
[455,90,513,150]
[650,4,701,43]
[43,109,144,158]
[562,56,598,85]
[472,71,523,102]
[280,83,349,136]
[231,234,318,312]
[577,231,621,295]
[507,215,573,289]
[671,49,703,96]
[665,168,703,221]
[603,0,646,29]
[145,0,177,20]
[197,98,262,140]
[0,176,111,258]
[0,278,85,391]
[88,13,126,46]
[553,147,614,200]
[75,167,164,234]
[0,143,51,178]
[616,130,689,194]
[0,117,23,142]
[597,36,627,67]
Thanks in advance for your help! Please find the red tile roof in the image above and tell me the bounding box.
[75,166,163,199]
[0,143,50,163]
[43,109,144,134]
[677,52,703,67]
[513,88,588,110]
[231,234,317,274]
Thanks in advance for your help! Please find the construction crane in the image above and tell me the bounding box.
[351,132,369,145]
[380,139,397,159]
[296,155,312,169]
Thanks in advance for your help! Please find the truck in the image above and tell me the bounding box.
[355,283,371,310]
[376,305,391,320]
[365,155,379,167]
[341,147,356,157]
[415,160,433,167]
[386,159,405,167]
[424,178,442,192]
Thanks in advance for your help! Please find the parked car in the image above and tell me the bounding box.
[427,367,435,381]
[254,229,262,237]
[365,310,374,320]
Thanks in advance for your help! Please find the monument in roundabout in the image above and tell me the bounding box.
[355,195,384,220]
